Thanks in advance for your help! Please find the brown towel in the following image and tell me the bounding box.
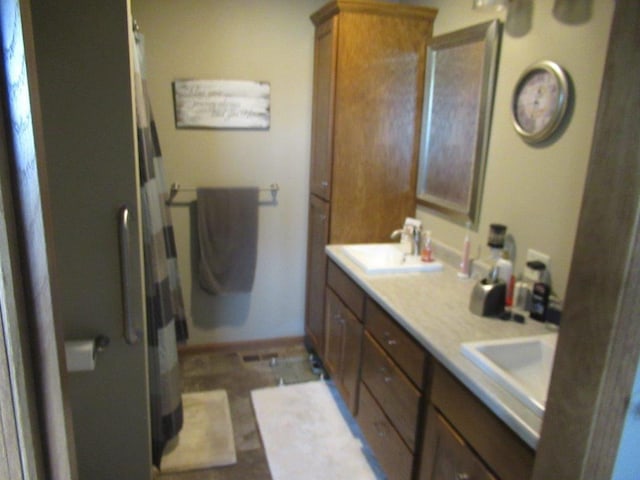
[196,188,259,295]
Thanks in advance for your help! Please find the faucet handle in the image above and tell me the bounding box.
[403,217,422,230]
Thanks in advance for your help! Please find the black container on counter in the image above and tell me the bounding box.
[530,282,551,321]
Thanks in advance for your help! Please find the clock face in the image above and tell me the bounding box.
[515,70,560,135]
[512,61,569,143]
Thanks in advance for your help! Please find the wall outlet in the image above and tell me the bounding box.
[525,249,551,281]
[526,249,551,269]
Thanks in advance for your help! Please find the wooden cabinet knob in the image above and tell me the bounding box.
[373,421,387,438]
[383,331,397,346]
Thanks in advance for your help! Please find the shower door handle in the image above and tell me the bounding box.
[118,205,141,345]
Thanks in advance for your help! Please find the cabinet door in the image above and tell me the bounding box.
[309,17,336,200]
[329,12,433,243]
[420,406,496,480]
[341,304,363,414]
[324,289,362,413]
[324,289,344,378]
[305,195,329,354]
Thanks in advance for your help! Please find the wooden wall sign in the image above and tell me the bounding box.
[173,79,270,129]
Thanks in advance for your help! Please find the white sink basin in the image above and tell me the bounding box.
[341,243,443,274]
[461,333,558,417]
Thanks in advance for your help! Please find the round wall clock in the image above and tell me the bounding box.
[511,60,570,144]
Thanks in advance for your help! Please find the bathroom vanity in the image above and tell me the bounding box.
[323,245,551,480]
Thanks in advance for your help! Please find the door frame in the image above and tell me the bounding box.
[0,0,77,478]
[2,0,639,478]
[532,0,640,477]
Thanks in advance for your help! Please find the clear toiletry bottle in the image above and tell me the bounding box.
[421,230,434,262]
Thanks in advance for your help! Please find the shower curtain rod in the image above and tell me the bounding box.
[166,182,280,205]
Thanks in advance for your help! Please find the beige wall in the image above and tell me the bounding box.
[133,0,614,344]
[133,0,326,344]
[406,0,614,297]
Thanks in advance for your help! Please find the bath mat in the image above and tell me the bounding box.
[251,381,377,480]
[160,390,236,473]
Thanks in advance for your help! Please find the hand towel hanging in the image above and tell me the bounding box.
[196,188,259,295]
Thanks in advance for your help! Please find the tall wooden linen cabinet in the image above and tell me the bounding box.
[304,1,437,357]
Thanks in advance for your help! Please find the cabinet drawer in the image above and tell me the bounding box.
[327,260,365,319]
[361,332,421,450]
[365,298,426,388]
[431,363,534,480]
[358,383,413,480]
[419,404,496,480]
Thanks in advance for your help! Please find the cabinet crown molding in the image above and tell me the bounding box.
[311,0,438,26]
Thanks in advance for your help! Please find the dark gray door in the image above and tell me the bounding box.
[29,1,151,478]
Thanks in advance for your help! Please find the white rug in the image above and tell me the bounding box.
[160,390,236,473]
[251,381,376,480]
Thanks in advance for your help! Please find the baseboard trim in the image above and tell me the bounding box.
[178,335,306,356]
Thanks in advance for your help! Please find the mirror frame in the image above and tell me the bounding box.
[416,20,501,228]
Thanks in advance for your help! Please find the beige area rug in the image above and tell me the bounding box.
[160,390,236,473]
[251,381,376,480]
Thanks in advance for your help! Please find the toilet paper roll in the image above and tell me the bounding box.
[65,340,96,372]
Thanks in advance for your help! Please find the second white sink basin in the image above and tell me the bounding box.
[340,243,443,274]
[461,333,558,417]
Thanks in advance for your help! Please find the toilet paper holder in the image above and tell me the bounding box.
[65,335,110,372]
[93,335,110,356]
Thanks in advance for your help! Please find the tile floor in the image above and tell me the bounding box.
[155,343,321,479]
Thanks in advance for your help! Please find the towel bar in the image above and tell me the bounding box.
[166,182,279,206]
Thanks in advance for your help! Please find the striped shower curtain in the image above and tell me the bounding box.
[133,29,189,467]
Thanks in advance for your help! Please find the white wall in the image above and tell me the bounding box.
[405,0,614,297]
[133,0,326,344]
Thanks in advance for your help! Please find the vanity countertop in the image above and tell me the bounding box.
[326,244,552,450]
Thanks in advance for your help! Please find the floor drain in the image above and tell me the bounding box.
[242,354,261,363]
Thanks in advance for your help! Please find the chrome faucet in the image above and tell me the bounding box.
[390,228,404,240]
[390,225,421,256]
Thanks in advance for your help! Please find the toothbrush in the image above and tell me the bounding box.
[458,221,472,278]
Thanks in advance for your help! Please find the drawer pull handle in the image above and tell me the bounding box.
[456,474,470,480]
[383,331,397,345]
[321,181,329,189]
[374,421,387,438]
[383,376,392,384]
